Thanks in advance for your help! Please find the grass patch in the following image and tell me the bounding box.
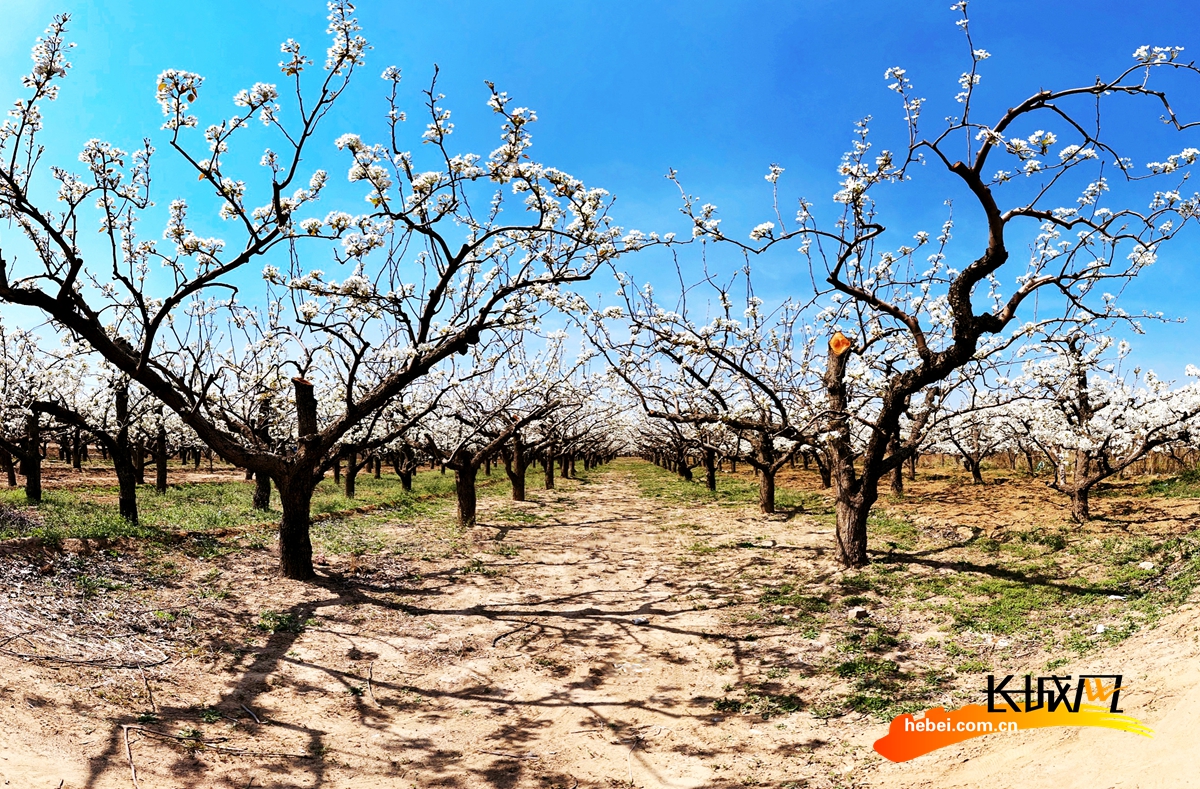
[0,466,471,546]
[1146,467,1200,498]
[712,690,803,719]
[256,611,308,634]
[619,459,829,513]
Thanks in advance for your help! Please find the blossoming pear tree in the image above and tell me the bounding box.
[0,3,632,579]
[676,2,1200,566]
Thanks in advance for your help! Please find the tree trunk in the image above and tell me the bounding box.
[816,461,832,489]
[544,453,555,490]
[1,450,15,487]
[113,380,137,522]
[344,446,358,499]
[72,426,83,469]
[374,456,382,479]
[155,418,168,493]
[113,449,139,524]
[908,453,917,481]
[835,496,871,567]
[703,448,717,492]
[890,463,904,496]
[24,414,41,504]
[456,465,479,528]
[278,376,320,580]
[1070,486,1091,522]
[253,472,272,511]
[969,458,984,485]
[758,467,775,514]
[134,439,146,484]
[277,475,316,580]
[506,441,527,502]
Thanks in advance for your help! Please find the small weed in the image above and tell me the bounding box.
[712,690,803,719]
[461,558,499,576]
[257,611,306,634]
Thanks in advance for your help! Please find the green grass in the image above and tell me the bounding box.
[256,611,309,633]
[851,522,1200,660]
[712,689,804,719]
[0,466,488,544]
[619,459,829,513]
[1146,467,1200,498]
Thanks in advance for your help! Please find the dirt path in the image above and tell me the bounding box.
[2,466,1198,788]
[0,469,870,788]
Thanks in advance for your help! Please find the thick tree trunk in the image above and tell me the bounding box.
[278,376,320,580]
[113,381,137,522]
[968,458,984,485]
[253,472,272,511]
[277,476,316,580]
[374,456,382,479]
[835,496,871,567]
[758,467,775,514]
[399,469,413,492]
[890,463,904,496]
[24,414,41,504]
[1070,486,1091,522]
[544,453,555,490]
[456,465,479,528]
[113,450,139,524]
[703,448,717,492]
[506,443,527,502]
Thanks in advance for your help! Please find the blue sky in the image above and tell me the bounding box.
[2,0,1200,376]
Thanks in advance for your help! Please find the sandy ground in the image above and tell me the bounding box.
[1,465,1198,788]
[868,603,1200,789]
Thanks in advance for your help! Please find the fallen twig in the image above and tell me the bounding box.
[122,725,140,789]
[240,703,261,724]
[367,662,377,705]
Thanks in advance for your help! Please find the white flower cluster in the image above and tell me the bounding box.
[155,69,204,131]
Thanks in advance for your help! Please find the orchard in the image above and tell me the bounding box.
[1,2,1199,787]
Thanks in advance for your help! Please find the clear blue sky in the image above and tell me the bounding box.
[2,1,1200,376]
